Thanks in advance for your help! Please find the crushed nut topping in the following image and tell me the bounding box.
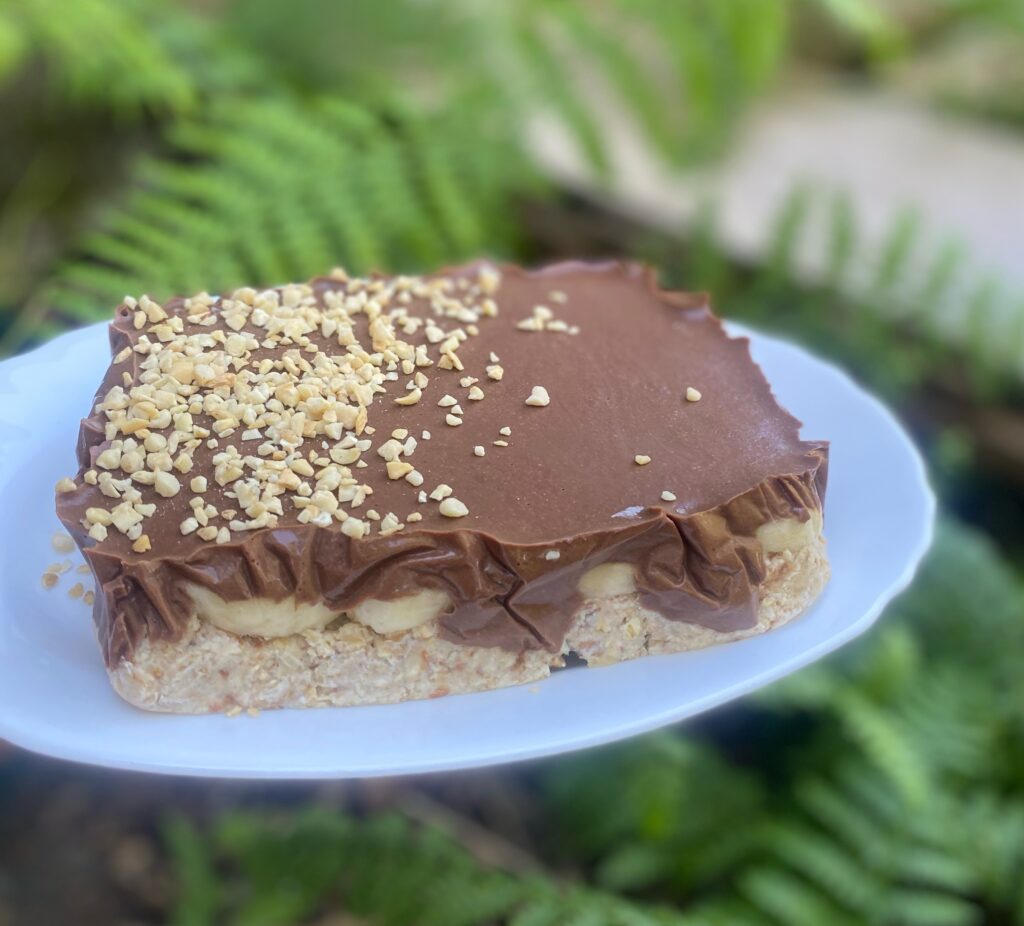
[525,386,550,407]
[394,387,422,406]
[68,266,508,548]
[153,472,181,498]
[686,387,702,402]
[439,497,469,518]
[661,490,677,501]
[516,303,580,335]
[634,454,652,466]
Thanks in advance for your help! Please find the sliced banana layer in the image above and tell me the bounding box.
[756,510,823,553]
[186,583,339,639]
[188,583,452,640]
[578,562,637,599]
[351,588,450,635]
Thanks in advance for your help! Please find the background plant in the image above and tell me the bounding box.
[2,1,1024,924]
[0,0,916,346]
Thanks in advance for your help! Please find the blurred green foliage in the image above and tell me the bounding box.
[664,190,1024,402]
[0,0,818,348]
[164,520,1024,926]
[3,1,1024,924]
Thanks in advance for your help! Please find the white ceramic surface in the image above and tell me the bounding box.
[0,322,935,778]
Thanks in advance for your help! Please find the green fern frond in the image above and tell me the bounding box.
[544,734,763,891]
[739,866,862,926]
[871,206,921,298]
[762,761,982,925]
[0,7,29,84]
[532,519,1022,924]
[761,821,881,913]
[5,0,911,351]
[813,0,904,57]
[894,667,995,779]
[895,517,1024,668]
[163,817,220,926]
[823,192,857,290]
[36,95,533,326]
[774,661,931,808]
[166,808,695,926]
[5,0,203,114]
[672,185,1024,399]
[882,889,980,926]
[793,776,883,865]
[954,794,1024,913]
[430,0,799,172]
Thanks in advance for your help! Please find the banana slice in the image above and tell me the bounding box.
[352,588,450,635]
[187,584,339,638]
[756,510,823,553]
[578,563,637,599]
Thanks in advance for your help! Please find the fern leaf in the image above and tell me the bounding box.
[36,96,533,325]
[813,0,903,56]
[756,183,814,304]
[872,206,921,298]
[762,821,881,914]
[834,689,932,805]
[883,888,980,926]
[163,815,222,926]
[507,891,563,926]
[740,867,861,926]
[824,192,858,290]
[10,0,199,114]
[548,5,679,162]
[511,16,611,177]
[794,777,882,863]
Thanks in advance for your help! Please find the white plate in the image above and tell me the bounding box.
[0,322,935,778]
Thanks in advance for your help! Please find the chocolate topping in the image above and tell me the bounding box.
[55,261,827,666]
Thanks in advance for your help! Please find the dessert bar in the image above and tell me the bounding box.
[55,261,828,713]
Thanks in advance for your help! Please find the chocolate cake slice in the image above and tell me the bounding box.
[55,261,828,713]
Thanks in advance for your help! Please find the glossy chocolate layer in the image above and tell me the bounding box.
[56,261,827,665]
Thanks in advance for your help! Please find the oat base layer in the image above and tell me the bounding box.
[110,539,828,714]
